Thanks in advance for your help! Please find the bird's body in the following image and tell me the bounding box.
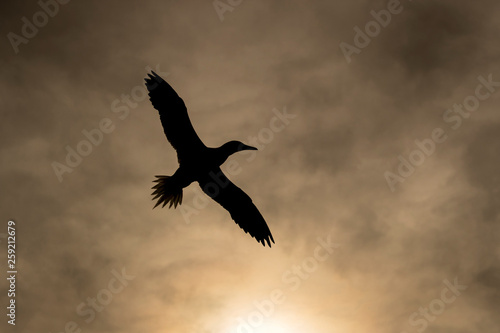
[145,71,274,247]
[161,143,245,194]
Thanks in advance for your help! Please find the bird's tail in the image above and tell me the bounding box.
[151,175,183,209]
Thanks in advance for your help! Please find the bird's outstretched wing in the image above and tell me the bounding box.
[144,71,206,160]
[198,169,275,247]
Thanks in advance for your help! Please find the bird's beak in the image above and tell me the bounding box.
[240,144,258,151]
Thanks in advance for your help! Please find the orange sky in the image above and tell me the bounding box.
[1,1,500,332]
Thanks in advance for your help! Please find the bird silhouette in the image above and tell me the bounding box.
[145,71,274,247]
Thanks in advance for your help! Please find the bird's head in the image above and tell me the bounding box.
[221,140,258,157]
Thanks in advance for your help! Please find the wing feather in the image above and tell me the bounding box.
[199,169,274,247]
[144,71,205,160]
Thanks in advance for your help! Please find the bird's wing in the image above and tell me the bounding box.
[145,71,206,159]
[198,169,275,247]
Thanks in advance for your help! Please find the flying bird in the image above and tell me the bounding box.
[144,71,274,247]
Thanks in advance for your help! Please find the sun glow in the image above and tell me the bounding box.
[224,319,296,333]
[251,321,290,333]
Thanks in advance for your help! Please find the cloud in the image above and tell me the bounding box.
[1,0,499,332]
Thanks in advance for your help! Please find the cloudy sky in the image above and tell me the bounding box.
[1,0,500,332]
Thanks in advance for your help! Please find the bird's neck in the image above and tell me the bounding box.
[213,146,236,166]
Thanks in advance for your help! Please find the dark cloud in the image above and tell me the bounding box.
[1,1,499,333]
[463,123,500,221]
